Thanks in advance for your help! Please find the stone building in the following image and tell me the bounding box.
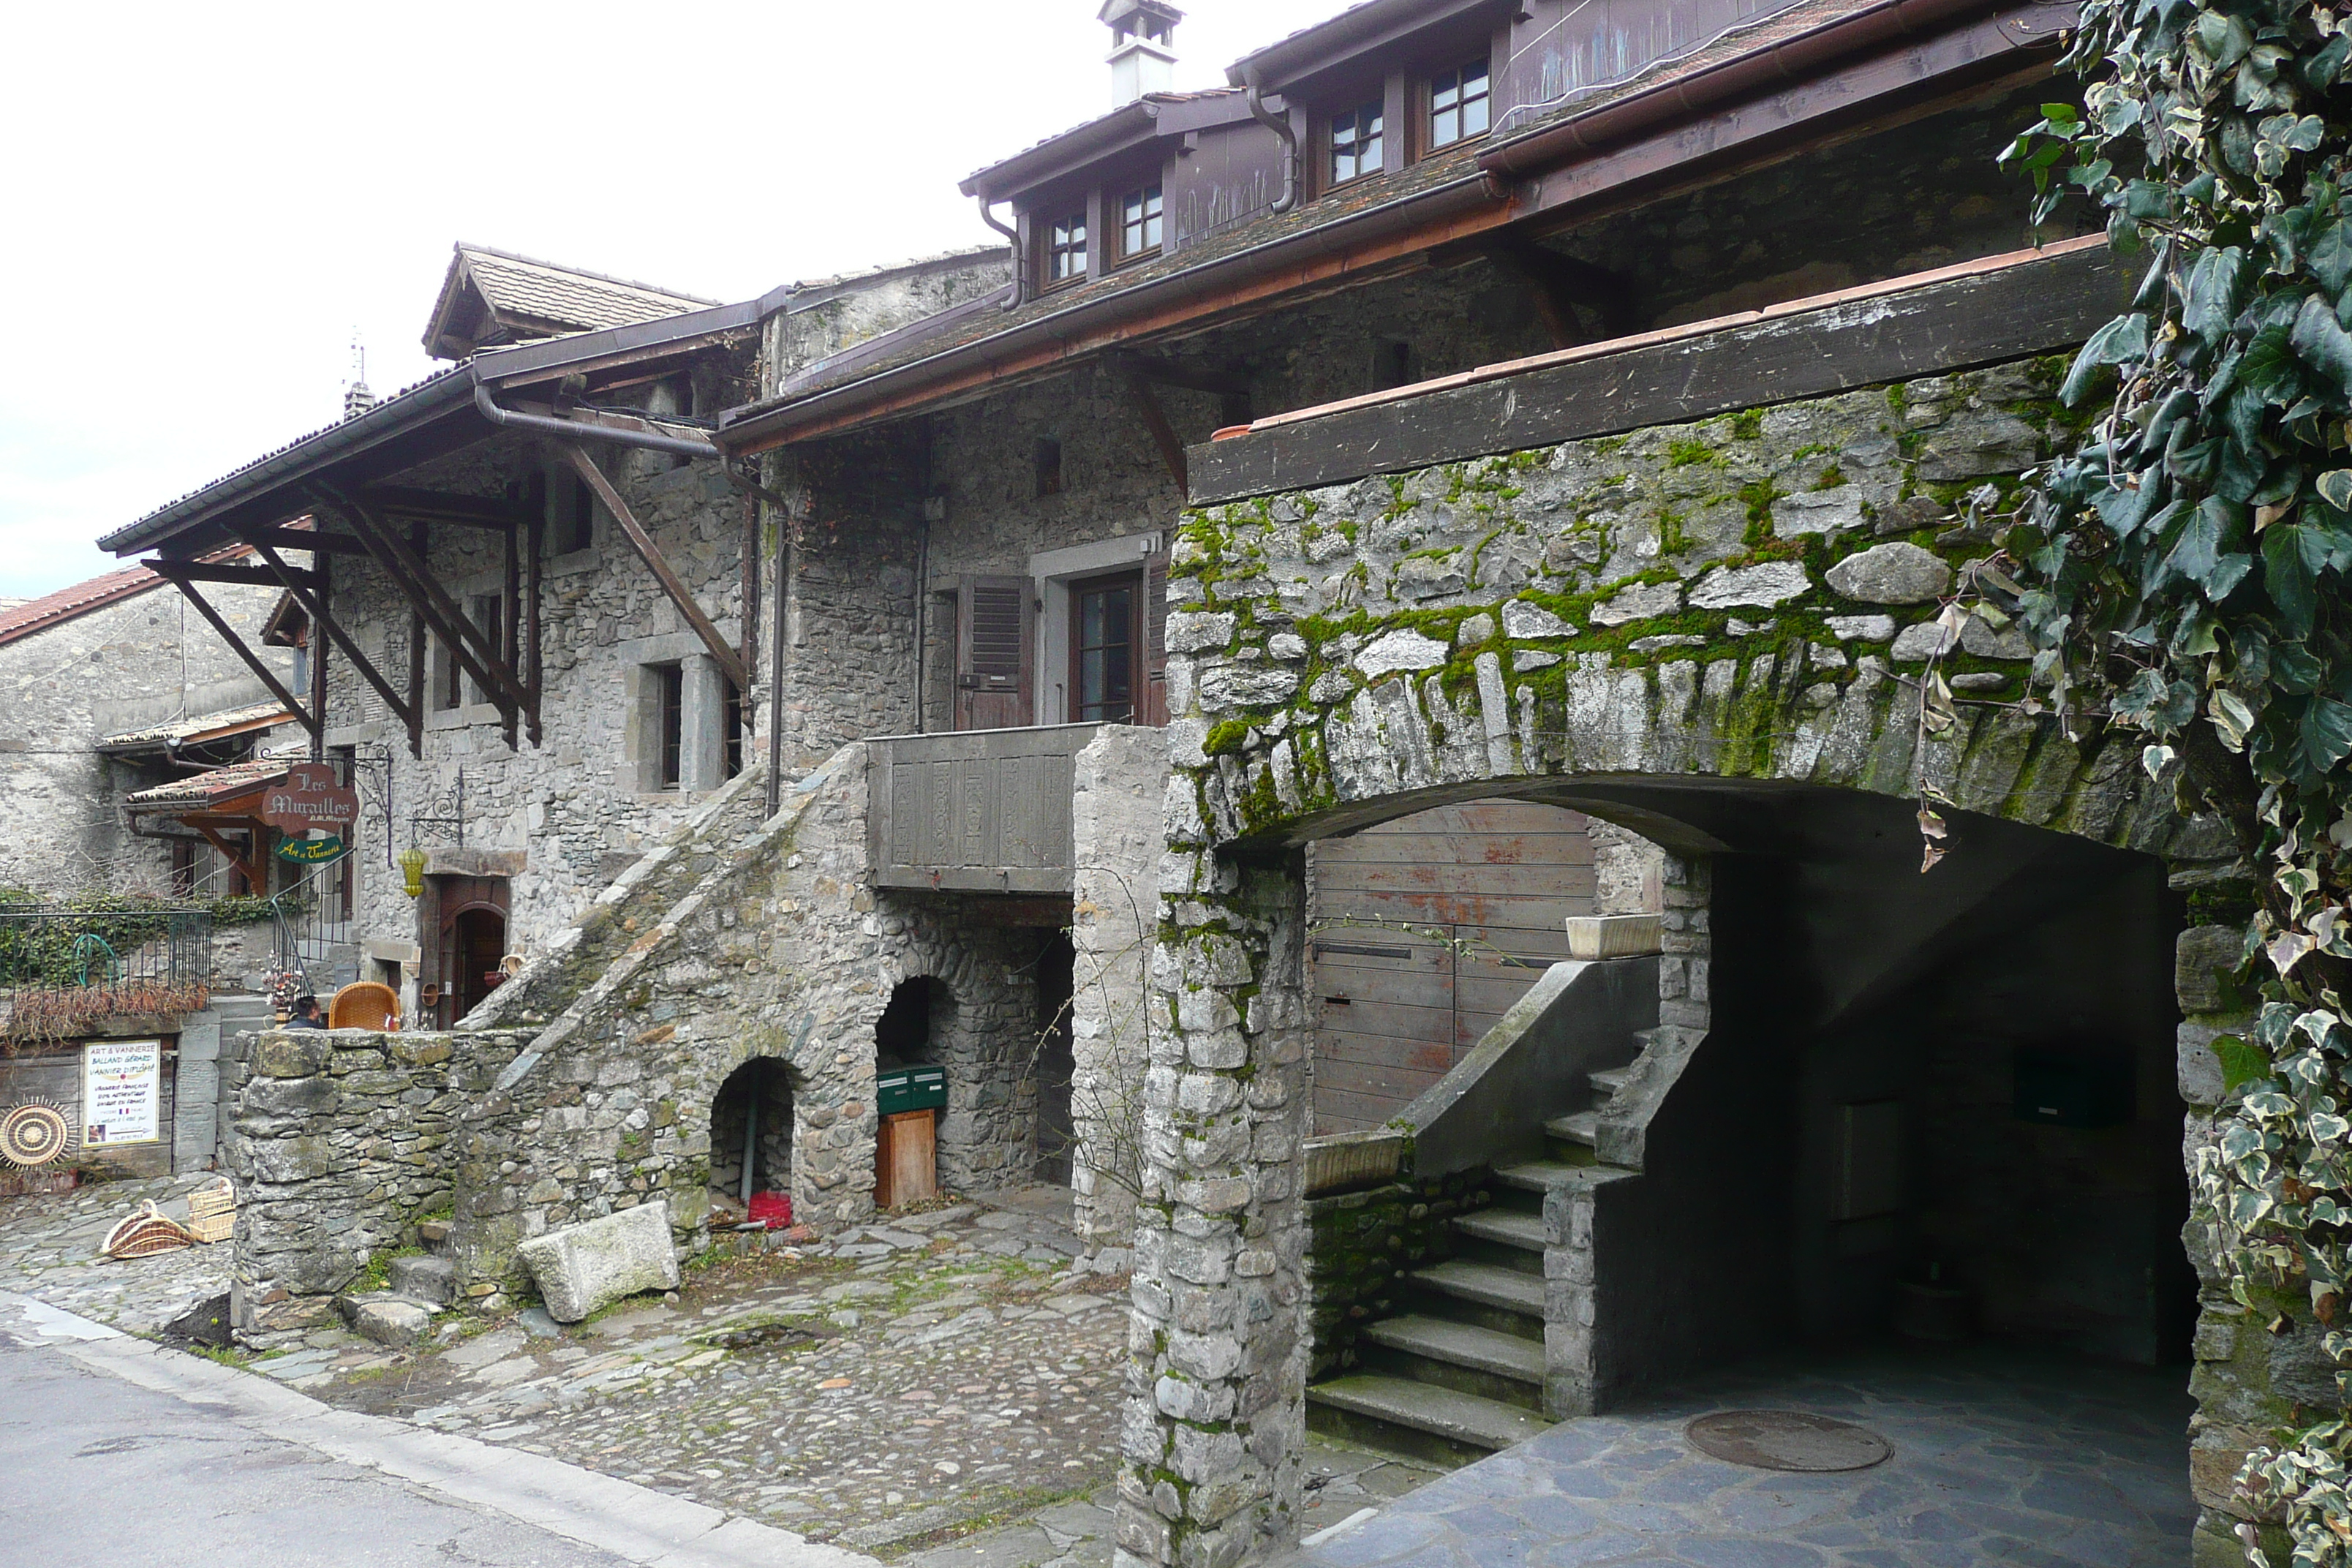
[0,555,295,898]
[97,0,2271,1562]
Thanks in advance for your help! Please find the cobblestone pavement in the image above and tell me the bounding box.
[1280,1347,2195,1568]
[0,1172,232,1333]
[0,1177,1446,1564]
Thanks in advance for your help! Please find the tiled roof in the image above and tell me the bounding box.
[0,564,170,650]
[123,757,290,810]
[454,245,717,336]
[98,701,297,753]
[962,88,1248,191]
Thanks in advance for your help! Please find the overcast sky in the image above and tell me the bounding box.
[0,0,1339,603]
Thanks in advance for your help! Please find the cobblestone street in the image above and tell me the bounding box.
[0,1177,1439,1562]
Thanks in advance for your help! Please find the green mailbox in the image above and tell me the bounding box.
[877,1065,947,1116]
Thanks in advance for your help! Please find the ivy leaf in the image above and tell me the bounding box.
[2292,294,2352,394]
[2215,1035,2273,1093]
[2185,246,2248,343]
[2314,221,2352,297]
[2303,696,2352,770]
[2278,643,2326,695]
[2240,323,2302,401]
[2266,523,2321,636]
[2214,687,2261,751]
[2062,313,2149,405]
[2319,470,2352,510]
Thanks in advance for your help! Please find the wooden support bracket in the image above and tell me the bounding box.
[192,821,265,897]
[154,559,318,592]
[242,538,415,734]
[562,444,751,693]
[146,565,318,737]
[1114,365,1189,494]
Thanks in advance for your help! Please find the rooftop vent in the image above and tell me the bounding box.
[1100,0,1181,105]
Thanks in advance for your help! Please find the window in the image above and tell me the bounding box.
[1116,181,1162,260]
[1072,572,1139,723]
[1372,339,1414,391]
[555,468,595,554]
[169,838,197,898]
[1045,210,1088,285]
[723,677,745,780]
[1035,437,1064,498]
[655,664,685,789]
[1330,99,1384,184]
[1428,58,1490,148]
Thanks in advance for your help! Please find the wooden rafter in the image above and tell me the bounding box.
[242,538,415,734]
[1114,363,1189,493]
[191,821,265,896]
[244,526,371,557]
[146,565,318,737]
[562,444,750,692]
[317,485,532,723]
[358,485,524,530]
[152,559,318,592]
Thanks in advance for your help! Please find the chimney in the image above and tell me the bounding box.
[1101,0,1181,105]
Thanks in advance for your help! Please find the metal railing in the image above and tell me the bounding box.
[0,905,214,1047]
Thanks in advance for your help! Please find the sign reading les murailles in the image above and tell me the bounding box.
[260,762,359,834]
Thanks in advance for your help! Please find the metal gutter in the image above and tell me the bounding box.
[472,383,718,458]
[468,299,760,386]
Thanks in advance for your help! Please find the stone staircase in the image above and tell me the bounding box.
[1305,1030,1657,1466]
[336,1217,457,1349]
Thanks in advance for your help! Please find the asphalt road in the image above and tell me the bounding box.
[0,1331,631,1568]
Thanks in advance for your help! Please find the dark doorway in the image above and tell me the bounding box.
[429,875,510,1028]
[711,1058,793,1224]
[875,978,938,1063]
[1034,935,1076,1183]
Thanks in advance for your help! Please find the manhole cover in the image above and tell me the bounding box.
[1685,1410,1892,1471]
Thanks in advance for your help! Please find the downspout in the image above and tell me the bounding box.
[472,381,717,459]
[976,196,1025,312]
[764,461,791,818]
[1243,84,1299,214]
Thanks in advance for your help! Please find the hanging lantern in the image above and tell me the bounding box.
[398,845,428,899]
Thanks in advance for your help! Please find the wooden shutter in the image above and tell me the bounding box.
[955,575,1034,731]
[1138,552,1169,727]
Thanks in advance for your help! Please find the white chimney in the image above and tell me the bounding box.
[1101,0,1181,105]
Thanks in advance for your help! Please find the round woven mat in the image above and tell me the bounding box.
[0,1103,74,1167]
[1685,1409,1892,1472]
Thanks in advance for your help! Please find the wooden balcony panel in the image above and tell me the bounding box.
[869,724,1103,894]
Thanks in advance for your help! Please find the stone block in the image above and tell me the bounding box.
[513,1199,679,1322]
[1825,541,1951,605]
[2176,925,2248,1016]
[253,1033,333,1079]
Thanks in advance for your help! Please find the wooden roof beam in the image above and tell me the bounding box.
[144,565,319,739]
[562,444,750,693]
[241,537,417,737]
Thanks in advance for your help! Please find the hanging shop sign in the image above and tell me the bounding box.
[83,1040,161,1148]
[260,762,359,833]
[274,834,349,865]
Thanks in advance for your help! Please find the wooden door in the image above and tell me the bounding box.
[1308,801,1598,1133]
[427,875,510,1028]
[954,576,1033,731]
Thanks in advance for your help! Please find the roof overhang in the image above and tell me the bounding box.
[1226,0,1510,93]
[719,0,2066,456]
[961,91,1255,206]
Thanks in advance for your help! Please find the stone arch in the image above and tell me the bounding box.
[1130,573,2245,1567]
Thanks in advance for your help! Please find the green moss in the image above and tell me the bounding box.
[1813,465,1847,490]
[1728,409,1765,441]
[1203,720,1250,758]
[1666,437,1722,468]
[1737,480,1784,546]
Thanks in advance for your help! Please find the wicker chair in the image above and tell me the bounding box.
[328,981,401,1031]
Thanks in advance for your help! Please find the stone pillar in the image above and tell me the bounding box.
[1071,725,1171,1251]
[1116,852,1309,1568]
[680,652,728,794]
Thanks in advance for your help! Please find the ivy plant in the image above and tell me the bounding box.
[2001,0,2352,1557]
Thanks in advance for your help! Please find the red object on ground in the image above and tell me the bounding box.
[747,1191,793,1229]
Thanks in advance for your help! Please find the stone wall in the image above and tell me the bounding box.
[0,578,287,897]
[223,1024,527,1341]
[1115,351,2247,1567]
[1071,725,1170,1248]
[1307,1177,1467,1383]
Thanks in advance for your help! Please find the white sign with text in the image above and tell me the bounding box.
[83,1040,161,1147]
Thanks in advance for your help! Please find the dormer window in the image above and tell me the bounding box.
[1116,181,1163,263]
[1330,99,1384,186]
[1429,59,1490,149]
[1045,210,1089,286]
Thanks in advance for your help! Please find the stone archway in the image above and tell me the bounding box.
[1116,372,2255,1568]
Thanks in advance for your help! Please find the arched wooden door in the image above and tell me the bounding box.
[426,875,509,1028]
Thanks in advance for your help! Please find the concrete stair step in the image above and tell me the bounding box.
[1362,1315,1544,1386]
[388,1253,456,1305]
[1307,1374,1550,1455]
[1588,1066,1631,1098]
[1545,1111,1600,1147]
[1493,1160,1592,1193]
[1452,1210,1547,1254]
[1411,1259,1545,1317]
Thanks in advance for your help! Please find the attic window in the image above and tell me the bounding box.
[1035,438,1065,498]
[1429,59,1490,149]
[1116,182,1163,263]
[1045,211,1089,286]
[1330,99,1384,185]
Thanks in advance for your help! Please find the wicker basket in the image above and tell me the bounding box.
[186,1180,235,1245]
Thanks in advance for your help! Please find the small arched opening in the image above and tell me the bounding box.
[875,977,951,1207]
[709,1058,793,1227]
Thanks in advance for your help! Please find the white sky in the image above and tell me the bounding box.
[0,0,1341,602]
